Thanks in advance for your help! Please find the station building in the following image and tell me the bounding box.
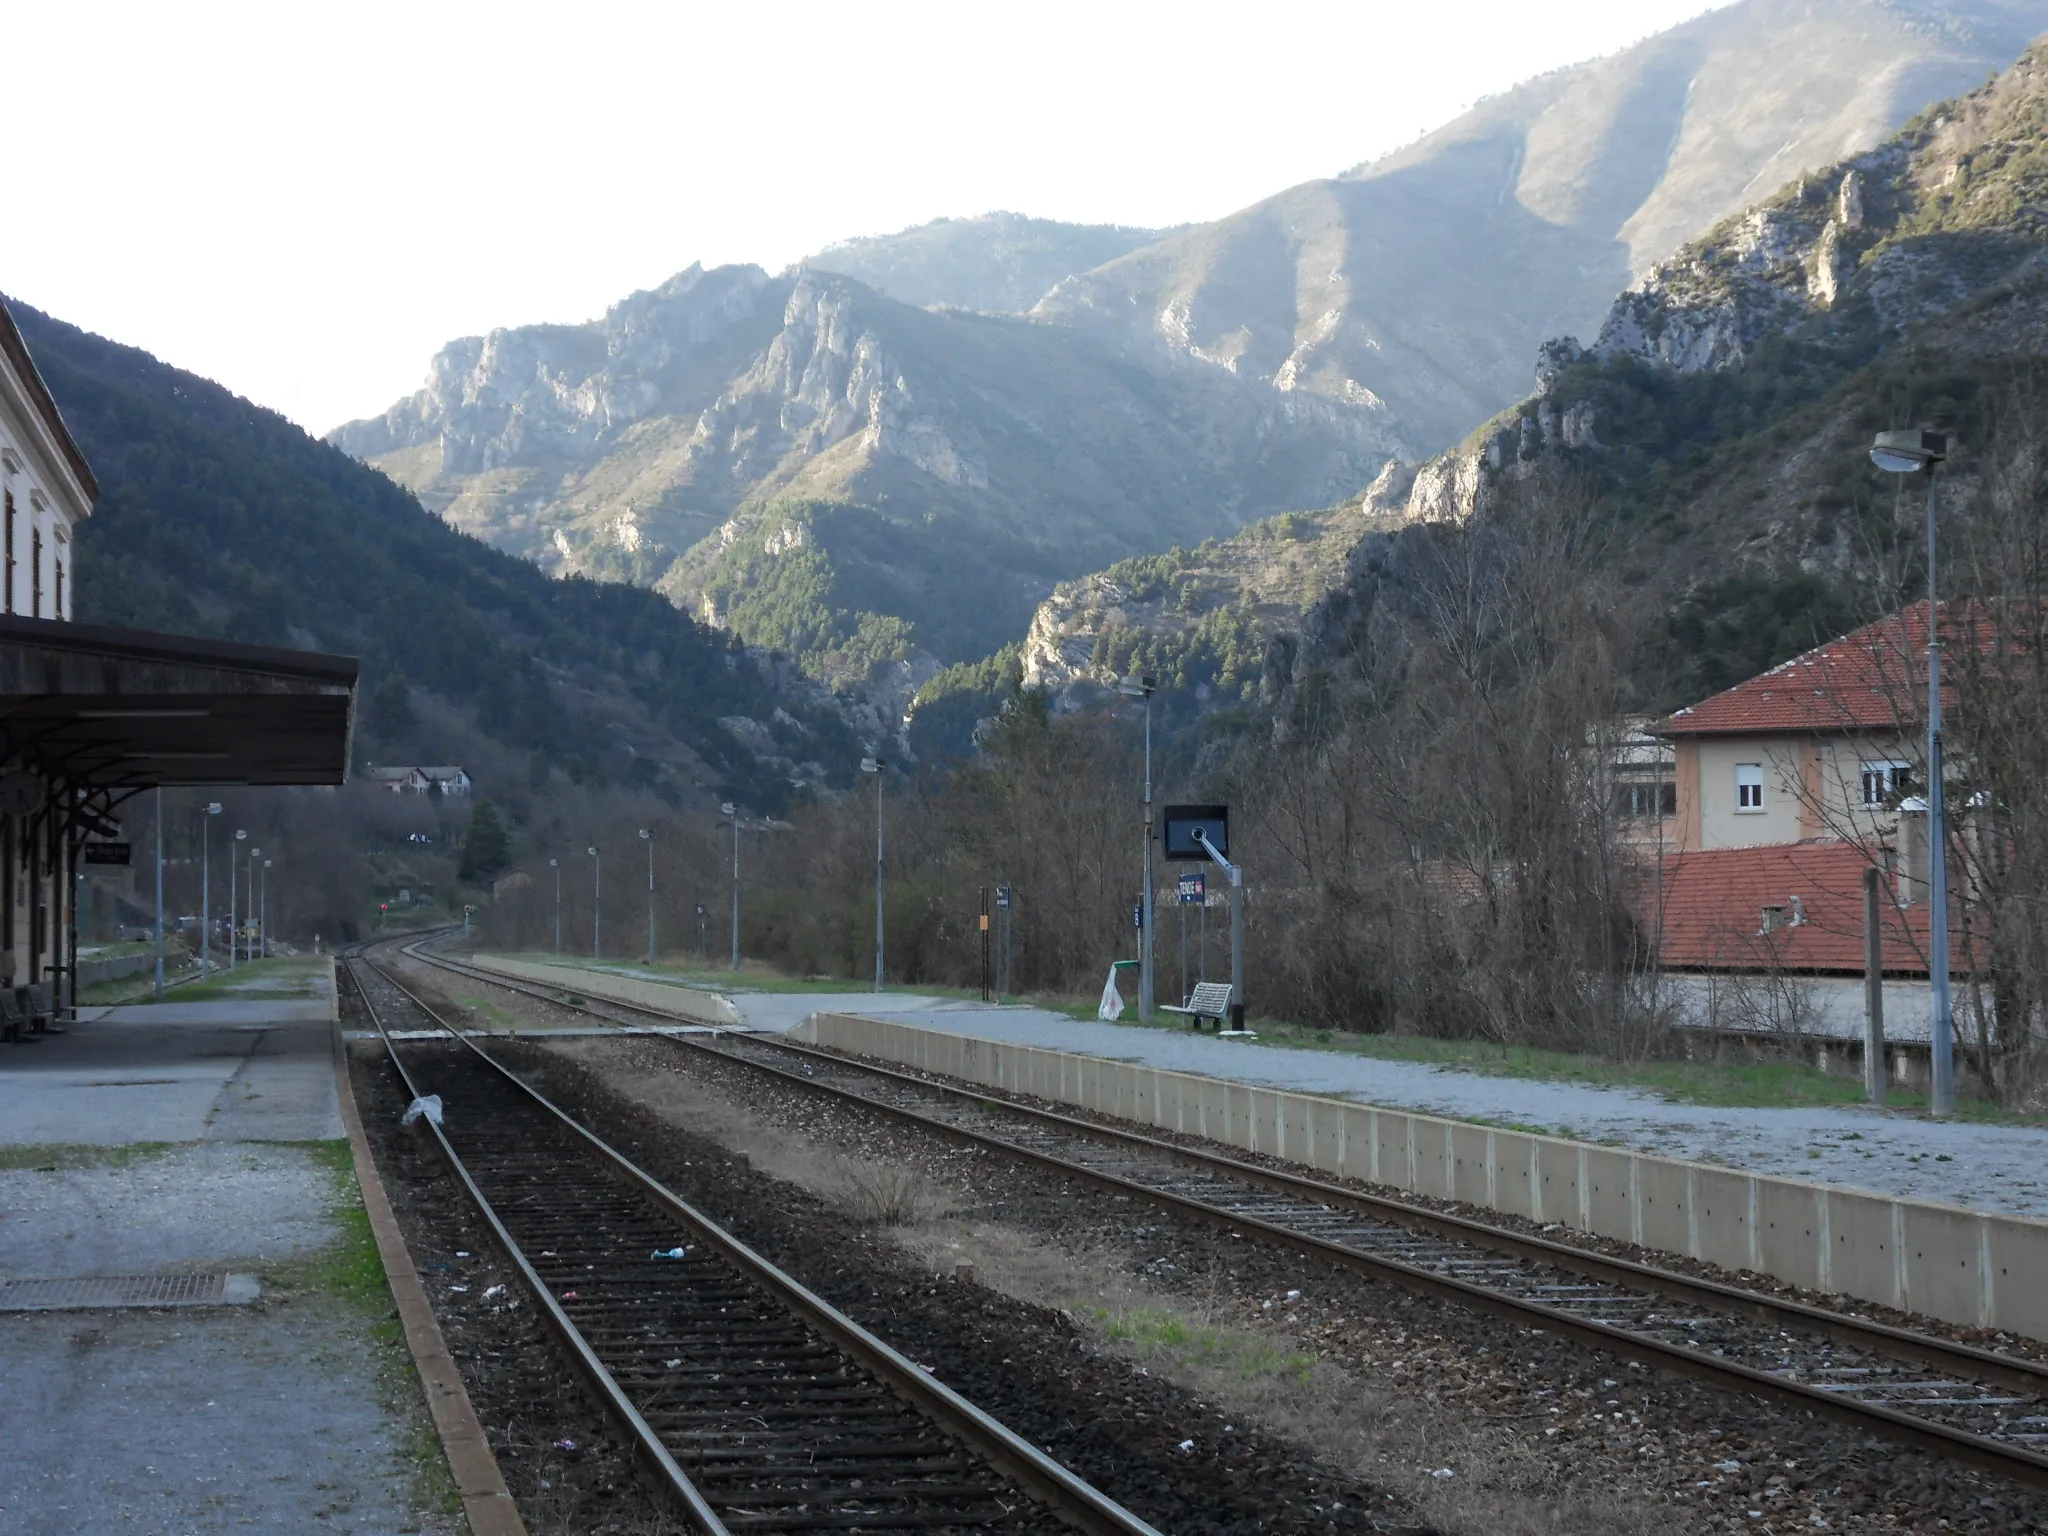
[0,298,356,1031]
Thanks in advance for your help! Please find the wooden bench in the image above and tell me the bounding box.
[1160,980,1235,1030]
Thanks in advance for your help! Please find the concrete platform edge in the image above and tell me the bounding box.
[332,1018,527,1535]
[800,1010,2048,1346]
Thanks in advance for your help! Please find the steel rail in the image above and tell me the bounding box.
[399,942,2048,1492]
[348,947,1163,1536]
[345,952,729,1533]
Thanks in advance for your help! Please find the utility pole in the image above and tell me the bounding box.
[153,787,164,1001]
[231,829,245,969]
[1117,675,1158,1021]
[248,848,260,964]
[261,859,271,957]
[588,846,601,959]
[639,828,654,965]
[201,803,220,978]
[861,757,884,990]
[550,858,561,954]
[723,804,741,971]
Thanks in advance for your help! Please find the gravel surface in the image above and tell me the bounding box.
[0,1141,340,1277]
[494,1036,1424,1536]
[767,1000,2048,1218]
[1,1303,450,1535]
[550,1030,2048,1536]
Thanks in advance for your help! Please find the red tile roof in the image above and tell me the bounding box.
[1644,840,1938,975]
[1661,603,1948,736]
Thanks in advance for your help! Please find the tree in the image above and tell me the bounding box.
[365,673,416,740]
[458,799,511,884]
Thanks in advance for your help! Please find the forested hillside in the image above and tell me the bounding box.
[14,302,856,809]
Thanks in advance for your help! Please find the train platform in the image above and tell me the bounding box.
[779,997,2048,1221]
[0,976,459,1534]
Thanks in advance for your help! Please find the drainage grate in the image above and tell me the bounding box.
[0,1271,258,1311]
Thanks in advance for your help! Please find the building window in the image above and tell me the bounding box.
[1617,781,1677,819]
[1861,761,1912,807]
[53,557,63,619]
[1736,763,1764,811]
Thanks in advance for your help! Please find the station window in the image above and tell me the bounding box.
[1736,763,1765,811]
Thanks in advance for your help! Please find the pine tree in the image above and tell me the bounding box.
[458,799,510,883]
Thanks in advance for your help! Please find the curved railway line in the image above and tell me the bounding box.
[391,938,2048,1497]
[342,947,1162,1536]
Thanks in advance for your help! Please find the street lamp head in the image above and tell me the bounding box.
[859,757,880,774]
[1117,674,1158,698]
[235,829,246,841]
[1871,429,1948,473]
[263,859,272,869]
[638,827,650,840]
[721,801,736,818]
[206,802,222,815]
[548,857,558,867]
[587,845,598,857]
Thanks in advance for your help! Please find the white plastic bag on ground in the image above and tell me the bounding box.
[401,1094,443,1127]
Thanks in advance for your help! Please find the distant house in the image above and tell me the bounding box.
[367,765,472,797]
[1643,605,1967,1048]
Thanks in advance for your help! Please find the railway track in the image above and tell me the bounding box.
[342,949,1162,1536]
[393,940,2048,1495]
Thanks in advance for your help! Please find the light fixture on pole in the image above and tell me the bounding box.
[587,846,601,959]
[549,857,561,954]
[722,803,741,971]
[638,828,654,965]
[153,787,165,1001]
[1117,674,1159,1023]
[201,803,221,978]
[1870,427,1954,1115]
[231,829,246,969]
[860,757,885,992]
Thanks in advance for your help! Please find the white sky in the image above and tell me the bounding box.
[10,1,1722,434]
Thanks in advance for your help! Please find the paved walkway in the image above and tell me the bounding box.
[0,992,453,1534]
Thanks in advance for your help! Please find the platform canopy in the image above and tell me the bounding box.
[0,614,358,791]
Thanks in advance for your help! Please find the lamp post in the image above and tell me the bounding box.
[247,847,260,965]
[231,830,245,969]
[638,828,654,965]
[153,786,165,1001]
[860,757,884,991]
[549,858,561,955]
[587,846,601,959]
[261,859,272,958]
[1117,675,1159,1022]
[201,803,221,977]
[1871,429,1954,1115]
[722,803,741,971]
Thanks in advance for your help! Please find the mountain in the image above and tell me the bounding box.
[15,302,860,809]
[331,266,1391,677]
[803,213,1173,314]
[1033,0,2048,459]
[1310,31,2048,708]
[963,28,2048,747]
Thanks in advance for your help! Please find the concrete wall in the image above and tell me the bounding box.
[798,1011,2048,1344]
[464,954,741,1026]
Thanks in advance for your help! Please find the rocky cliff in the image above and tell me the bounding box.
[333,265,1394,678]
[1033,0,2048,459]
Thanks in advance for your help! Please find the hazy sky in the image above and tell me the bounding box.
[11,1,1722,433]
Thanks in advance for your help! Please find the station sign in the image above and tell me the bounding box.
[83,842,132,866]
[1177,871,1205,905]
